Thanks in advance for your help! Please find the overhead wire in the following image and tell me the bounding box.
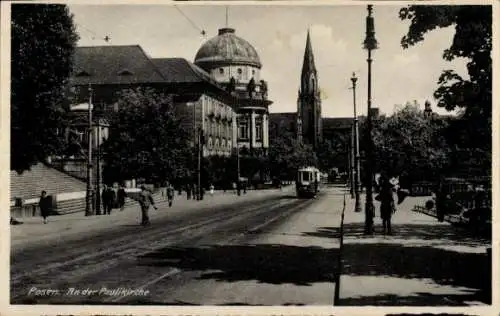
[76,23,111,42]
[173,5,207,37]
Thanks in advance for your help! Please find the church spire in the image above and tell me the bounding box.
[301,29,316,79]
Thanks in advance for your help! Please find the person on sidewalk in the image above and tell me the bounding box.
[435,179,448,222]
[166,182,175,208]
[139,185,157,226]
[377,176,396,235]
[38,190,52,224]
[102,185,115,215]
[186,183,192,200]
[117,184,127,211]
[209,183,215,196]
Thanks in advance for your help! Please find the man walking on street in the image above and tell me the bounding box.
[139,185,157,226]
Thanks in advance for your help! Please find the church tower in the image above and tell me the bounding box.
[297,30,322,149]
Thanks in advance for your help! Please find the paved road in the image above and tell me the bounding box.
[11,188,343,305]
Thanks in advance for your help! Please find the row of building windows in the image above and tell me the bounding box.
[237,120,263,141]
[205,99,233,120]
[207,137,232,151]
[218,67,257,81]
[206,122,232,138]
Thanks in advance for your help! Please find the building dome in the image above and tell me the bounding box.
[194,28,262,69]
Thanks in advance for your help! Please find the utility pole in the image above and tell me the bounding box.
[350,125,355,198]
[351,72,362,212]
[237,142,240,182]
[363,4,378,234]
[85,83,94,216]
[197,127,203,200]
[95,121,101,215]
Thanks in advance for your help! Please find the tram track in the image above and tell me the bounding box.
[11,195,315,304]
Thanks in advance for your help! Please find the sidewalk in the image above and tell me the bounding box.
[338,193,491,306]
[11,186,294,248]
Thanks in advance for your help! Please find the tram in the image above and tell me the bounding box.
[295,166,321,198]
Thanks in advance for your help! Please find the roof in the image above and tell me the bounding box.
[151,58,220,86]
[269,112,297,127]
[71,45,165,85]
[194,28,262,69]
[301,30,317,79]
[322,117,353,130]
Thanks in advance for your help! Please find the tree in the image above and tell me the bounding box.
[11,4,79,173]
[101,88,191,184]
[399,5,492,175]
[371,102,450,186]
[316,135,351,174]
[268,133,317,180]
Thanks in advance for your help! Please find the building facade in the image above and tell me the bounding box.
[194,27,272,155]
[69,45,239,158]
[152,58,238,157]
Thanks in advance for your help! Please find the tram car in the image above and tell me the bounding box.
[295,167,321,198]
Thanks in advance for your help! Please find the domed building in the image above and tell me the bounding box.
[194,27,272,156]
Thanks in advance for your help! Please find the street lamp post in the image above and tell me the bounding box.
[85,84,94,216]
[95,120,101,215]
[363,4,378,234]
[349,127,355,198]
[351,73,362,213]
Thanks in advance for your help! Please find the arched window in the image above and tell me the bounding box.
[75,70,90,77]
[208,137,213,149]
[118,69,134,76]
[219,68,224,74]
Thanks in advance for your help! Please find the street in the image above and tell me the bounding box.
[10,186,490,306]
[11,186,344,305]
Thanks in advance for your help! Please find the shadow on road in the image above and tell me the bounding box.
[340,292,488,306]
[303,222,491,246]
[137,244,338,286]
[302,222,491,305]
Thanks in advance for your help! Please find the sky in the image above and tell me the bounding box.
[68,4,468,118]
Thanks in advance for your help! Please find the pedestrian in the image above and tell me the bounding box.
[186,184,192,200]
[435,179,448,222]
[232,182,237,195]
[138,185,157,226]
[377,176,396,235]
[166,182,175,207]
[162,181,168,201]
[117,184,127,211]
[209,183,215,196]
[102,185,115,215]
[38,190,52,224]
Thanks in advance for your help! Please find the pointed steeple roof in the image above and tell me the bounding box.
[301,29,316,78]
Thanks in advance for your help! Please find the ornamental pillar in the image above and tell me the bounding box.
[250,110,256,150]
